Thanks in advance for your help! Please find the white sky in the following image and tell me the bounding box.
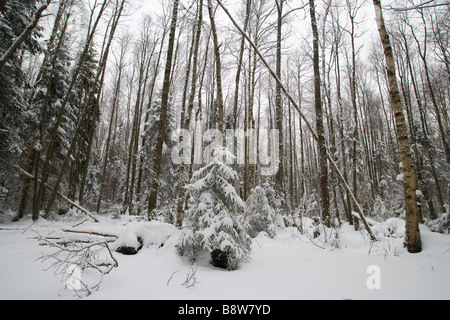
[123,0,381,57]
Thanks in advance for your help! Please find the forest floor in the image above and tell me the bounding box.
[0,211,449,300]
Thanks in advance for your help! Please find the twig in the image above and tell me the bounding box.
[182,264,199,288]
[71,219,88,228]
[36,234,118,296]
[167,270,180,286]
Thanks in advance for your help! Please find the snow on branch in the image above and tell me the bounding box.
[0,0,52,71]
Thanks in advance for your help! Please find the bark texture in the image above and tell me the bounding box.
[373,0,421,253]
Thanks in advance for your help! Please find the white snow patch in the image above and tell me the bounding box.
[0,215,449,299]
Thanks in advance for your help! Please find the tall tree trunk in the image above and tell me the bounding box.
[233,0,251,130]
[348,5,360,229]
[309,0,330,227]
[176,0,203,227]
[147,0,179,218]
[136,34,166,216]
[96,50,125,213]
[207,0,224,132]
[372,0,421,253]
[247,40,257,195]
[128,44,152,215]
[275,0,284,199]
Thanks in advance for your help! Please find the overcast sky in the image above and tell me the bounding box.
[124,0,380,57]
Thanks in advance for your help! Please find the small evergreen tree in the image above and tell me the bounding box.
[177,147,251,270]
[244,186,277,238]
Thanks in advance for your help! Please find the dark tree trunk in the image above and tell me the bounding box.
[309,0,330,227]
[148,0,179,218]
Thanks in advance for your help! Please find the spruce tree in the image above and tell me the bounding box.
[0,0,41,159]
[177,147,251,271]
[141,91,177,219]
[244,186,277,238]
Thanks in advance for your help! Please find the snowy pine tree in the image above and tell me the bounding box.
[244,186,277,238]
[0,0,41,159]
[142,91,177,218]
[177,147,251,270]
[142,91,176,170]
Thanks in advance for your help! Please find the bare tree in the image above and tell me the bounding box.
[274,0,285,199]
[309,0,330,227]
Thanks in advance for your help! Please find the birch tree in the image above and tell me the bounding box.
[372,0,422,253]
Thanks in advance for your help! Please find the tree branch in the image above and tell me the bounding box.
[387,0,450,11]
[0,0,52,71]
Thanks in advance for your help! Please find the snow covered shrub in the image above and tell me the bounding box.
[425,213,450,234]
[261,180,278,209]
[244,186,277,238]
[261,180,287,227]
[177,148,251,271]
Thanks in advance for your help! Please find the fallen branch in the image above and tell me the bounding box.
[62,229,118,239]
[38,239,103,246]
[351,212,380,226]
[36,235,118,297]
[167,270,180,286]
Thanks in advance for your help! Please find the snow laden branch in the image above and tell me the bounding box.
[214,0,376,241]
[0,0,52,71]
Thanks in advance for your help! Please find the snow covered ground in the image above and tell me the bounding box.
[1,212,449,300]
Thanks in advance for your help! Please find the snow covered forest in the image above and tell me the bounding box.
[0,0,450,300]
